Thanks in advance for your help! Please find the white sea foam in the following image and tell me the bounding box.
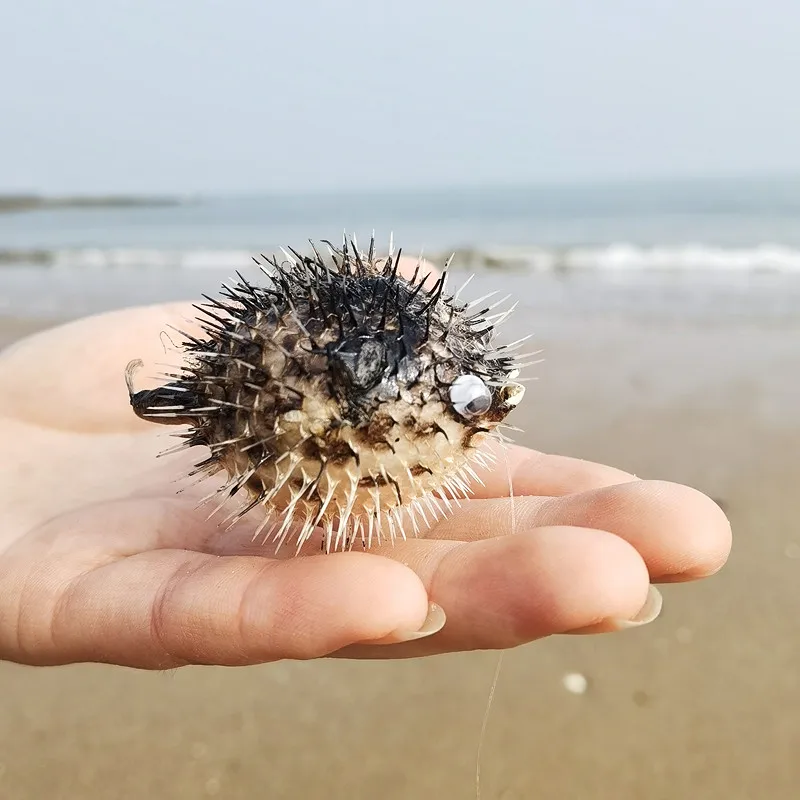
[469,243,800,273]
[48,248,257,271]
[3,243,800,274]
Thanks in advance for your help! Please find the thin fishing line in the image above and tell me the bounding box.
[476,445,516,799]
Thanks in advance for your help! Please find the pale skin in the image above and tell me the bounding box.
[0,259,732,669]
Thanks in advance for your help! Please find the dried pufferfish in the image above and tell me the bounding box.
[126,236,528,554]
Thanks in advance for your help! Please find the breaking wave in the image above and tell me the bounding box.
[3,243,800,273]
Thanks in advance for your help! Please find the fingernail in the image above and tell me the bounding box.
[358,602,446,645]
[614,585,663,628]
[566,585,663,635]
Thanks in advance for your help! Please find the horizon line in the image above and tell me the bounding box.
[5,170,800,201]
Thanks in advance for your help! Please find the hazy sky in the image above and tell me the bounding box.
[3,0,799,194]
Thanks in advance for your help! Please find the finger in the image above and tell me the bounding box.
[396,254,440,284]
[81,474,730,587]
[0,302,198,433]
[335,525,653,659]
[408,479,731,582]
[469,441,637,498]
[7,548,434,668]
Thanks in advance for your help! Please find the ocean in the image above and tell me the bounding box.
[2,176,800,322]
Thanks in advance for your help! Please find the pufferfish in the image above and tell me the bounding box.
[126,236,528,554]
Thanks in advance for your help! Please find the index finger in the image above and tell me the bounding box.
[468,441,638,498]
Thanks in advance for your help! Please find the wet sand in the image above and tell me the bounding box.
[1,287,799,799]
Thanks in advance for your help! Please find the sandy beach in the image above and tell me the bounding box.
[1,272,799,799]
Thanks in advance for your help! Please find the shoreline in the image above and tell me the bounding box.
[5,243,800,274]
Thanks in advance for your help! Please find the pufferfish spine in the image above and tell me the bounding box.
[127,236,528,554]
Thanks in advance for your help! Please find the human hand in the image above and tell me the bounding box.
[0,262,731,669]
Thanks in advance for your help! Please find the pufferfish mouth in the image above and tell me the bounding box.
[500,381,525,408]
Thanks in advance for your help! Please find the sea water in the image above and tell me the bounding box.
[1,176,800,321]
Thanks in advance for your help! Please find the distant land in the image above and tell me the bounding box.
[0,194,184,214]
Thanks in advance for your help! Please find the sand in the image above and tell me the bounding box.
[1,287,799,800]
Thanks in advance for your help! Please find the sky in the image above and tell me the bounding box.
[2,0,800,195]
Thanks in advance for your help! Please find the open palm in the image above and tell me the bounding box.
[0,270,731,670]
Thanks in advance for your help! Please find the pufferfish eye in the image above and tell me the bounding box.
[449,374,493,418]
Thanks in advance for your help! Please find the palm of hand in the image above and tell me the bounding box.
[0,299,731,669]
